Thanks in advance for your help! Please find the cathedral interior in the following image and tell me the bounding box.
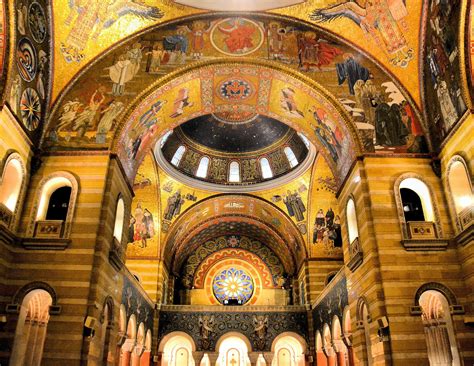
[0,0,473,365]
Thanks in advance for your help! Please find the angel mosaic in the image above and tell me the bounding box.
[310,0,413,68]
[60,0,163,63]
[253,315,268,349]
[280,87,304,118]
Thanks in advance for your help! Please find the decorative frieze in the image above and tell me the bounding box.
[407,221,437,239]
[34,220,64,238]
[158,306,308,352]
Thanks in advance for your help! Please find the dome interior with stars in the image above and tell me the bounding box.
[157,114,312,187]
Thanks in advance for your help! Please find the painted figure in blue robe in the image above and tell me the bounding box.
[336,54,370,95]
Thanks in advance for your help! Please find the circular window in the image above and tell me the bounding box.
[212,267,254,305]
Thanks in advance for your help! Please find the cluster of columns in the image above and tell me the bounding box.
[423,321,453,366]
[316,342,355,366]
[13,318,48,365]
[117,336,151,366]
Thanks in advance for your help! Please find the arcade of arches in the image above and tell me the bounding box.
[0,1,473,365]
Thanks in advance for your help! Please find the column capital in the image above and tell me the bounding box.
[193,351,205,365]
[207,352,219,364]
[263,352,274,365]
[248,352,261,366]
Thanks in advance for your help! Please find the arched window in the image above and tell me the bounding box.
[32,173,79,238]
[45,186,72,221]
[325,272,336,286]
[399,178,435,222]
[171,146,186,167]
[447,159,473,218]
[229,161,240,183]
[0,156,24,212]
[196,157,210,178]
[284,147,298,168]
[260,158,273,179]
[113,197,125,242]
[10,289,53,365]
[400,188,425,221]
[419,290,461,366]
[297,132,311,149]
[36,177,72,222]
[160,131,173,148]
[346,198,359,244]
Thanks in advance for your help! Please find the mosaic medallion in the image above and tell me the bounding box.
[218,79,253,101]
[213,267,254,305]
[28,2,47,43]
[16,37,37,82]
[20,88,41,131]
[210,18,264,56]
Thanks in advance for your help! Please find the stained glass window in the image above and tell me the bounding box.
[213,268,254,305]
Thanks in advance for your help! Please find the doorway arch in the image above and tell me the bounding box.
[215,332,252,366]
[271,332,306,366]
[10,289,53,365]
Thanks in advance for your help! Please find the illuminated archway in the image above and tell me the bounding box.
[271,332,306,366]
[10,289,53,365]
[159,332,197,366]
[216,333,252,366]
[163,194,306,277]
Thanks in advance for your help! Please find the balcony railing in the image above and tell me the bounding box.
[407,221,436,239]
[109,237,125,271]
[459,206,473,231]
[0,203,13,228]
[34,220,64,238]
[402,221,448,251]
[347,237,363,272]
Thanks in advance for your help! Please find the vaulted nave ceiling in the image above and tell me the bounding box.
[48,0,425,107]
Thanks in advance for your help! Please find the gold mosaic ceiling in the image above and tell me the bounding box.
[49,0,424,106]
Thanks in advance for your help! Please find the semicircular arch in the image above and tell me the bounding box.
[163,193,306,275]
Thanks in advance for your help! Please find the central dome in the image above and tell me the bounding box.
[178,113,291,154]
[155,114,314,191]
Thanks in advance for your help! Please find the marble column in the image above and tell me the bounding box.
[316,351,328,366]
[347,347,355,366]
[140,351,151,366]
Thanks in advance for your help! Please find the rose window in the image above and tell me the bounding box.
[212,267,254,305]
